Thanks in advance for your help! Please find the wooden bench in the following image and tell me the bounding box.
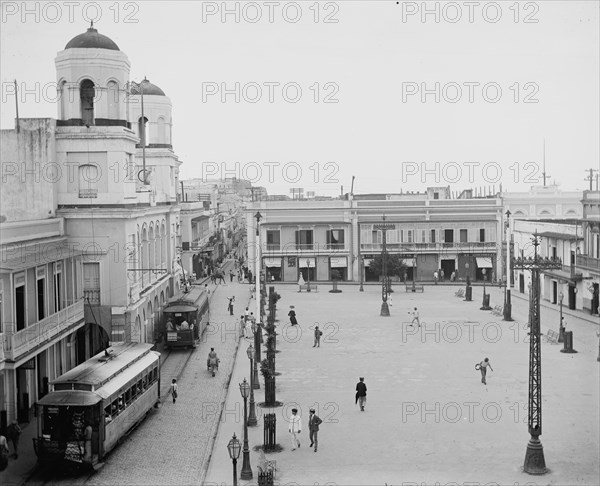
[454,288,465,298]
[545,329,560,344]
[406,284,424,293]
[298,284,318,292]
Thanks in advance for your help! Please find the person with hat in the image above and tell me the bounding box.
[288,306,298,326]
[308,408,323,452]
[355,377,367,411]
[288,408,302,450]
[313,325,323,347]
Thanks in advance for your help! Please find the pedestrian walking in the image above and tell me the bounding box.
[239,315,246,338]
[477,357,493,385]
[355,377,367,411]
[308,408,323,452]
[289,306,298,326]
[298,274,305,291]
[433,271,438,284]
[6,419,21,458]
[288,408,302,450]
[245,317,253,338]
[450,271,456,282]
[227,296,235,316]
[229,270,235,282]
[204,283,210,295]
[440,269,445,281]
[313,326,322,347]
[0,434,9,471]
[245,307,250,320]
[168,379,178,403]
[409,307,420,327]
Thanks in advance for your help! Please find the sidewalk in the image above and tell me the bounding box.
[204,283,599,486]
[0,258,251,486]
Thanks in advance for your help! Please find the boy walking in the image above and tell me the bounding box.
[308,408,323,452]
[6,419,21,459]
[479,357,493,385]
[168,379,178,403]
[288,408,302,450]
[409,307,420,328]
[313,326,323,347]
[355,377,367,411]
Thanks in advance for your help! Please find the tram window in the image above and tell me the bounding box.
[104,405,113,423]
[125,389,132,404]
[111,399,119,416]
[118,395,125,410]
[131,384,138,399]
[142,374,148,389]
[137,379,143,393]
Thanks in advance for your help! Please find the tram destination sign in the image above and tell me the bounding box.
[373,224,396,230]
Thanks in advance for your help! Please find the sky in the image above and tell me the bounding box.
[1,0,599,197]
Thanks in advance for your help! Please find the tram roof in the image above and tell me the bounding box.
[51,343,157,391]
[38,390,102,407]
[164,304,197,313]
[166,286,207,306]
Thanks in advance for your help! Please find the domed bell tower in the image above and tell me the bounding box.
[55,22,130,127]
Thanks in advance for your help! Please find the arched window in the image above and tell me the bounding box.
[107,81,120,119]
[80,79,95,125]
[78,164,99,198]
[138,116,149,146]
[157,117,166,144]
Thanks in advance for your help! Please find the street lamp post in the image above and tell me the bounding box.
[465,262,472,301]
[504,209,513,321]
[254,212,262,342]
[359,255,364,292]
[247,346,258,426]
[306,259,311,292]
[227,434,241,486]
[512,231,562,475]
[374,215,394,317]
[558,291,565,343]
[481,268,491,310]
[239,379,253,480]
[252,320,260,389]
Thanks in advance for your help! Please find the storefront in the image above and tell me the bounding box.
[264,257,283,281]
[329,256,348,280]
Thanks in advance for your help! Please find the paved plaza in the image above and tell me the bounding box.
[205,283,599,486]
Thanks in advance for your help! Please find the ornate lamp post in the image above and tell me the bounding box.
[504,209,513,321]
[246,346,258,426]
[558,291,565,343]
[252,320,260,389]
[239,378,253,480]
[480,268,491,310]
[374,215,394,317]
[306,259,311,292]
[465,262,472,301]
[359,255,364,292]
[254,212,262,337]
[512,231,562,475]
[227,433,241,486]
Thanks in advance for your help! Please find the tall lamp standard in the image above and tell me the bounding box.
[239,379,253,480]
[374,215,394,317]
[504,209,513,321]
[254,212,262,334]
[227,434,241,486]
[480,268,491,310]
[306,259,311,292]
[246,345,258,426]
[558,292,565,343]
[252,320,260,389]
[359,255,364,292]
[465,262,472,301]
[512,231,562,475]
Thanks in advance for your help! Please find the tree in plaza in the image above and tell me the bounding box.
[368,254,408,280]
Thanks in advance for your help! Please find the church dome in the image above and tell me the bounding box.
[130,78,166,96]
[65,26,120,51]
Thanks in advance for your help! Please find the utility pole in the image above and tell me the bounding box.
[584,168,599,191]
[541,139,550,186]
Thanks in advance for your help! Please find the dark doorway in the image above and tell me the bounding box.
[519,274,525,293]
[440,259,455,280]
[552,281,557,304]
[592,283,599,315]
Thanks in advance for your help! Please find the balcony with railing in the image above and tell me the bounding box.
[295,243,314,250]
[3,299,85,362]
[266,244,281,251]
[576,254,600,274]
[360,241,497,252]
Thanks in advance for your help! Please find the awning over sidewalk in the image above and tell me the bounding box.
[476,257,493,268]
[264,257,282,267]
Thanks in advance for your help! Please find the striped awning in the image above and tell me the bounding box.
[476,257,493,268]
[264,257,282,267]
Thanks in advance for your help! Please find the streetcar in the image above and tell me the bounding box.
[161,285,210,350]
[33,343,160,468]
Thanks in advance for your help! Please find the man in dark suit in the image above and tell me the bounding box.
[355,377,367,411]
[308,408,323,452]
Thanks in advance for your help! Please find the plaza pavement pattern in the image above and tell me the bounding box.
[204,283,599,486]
